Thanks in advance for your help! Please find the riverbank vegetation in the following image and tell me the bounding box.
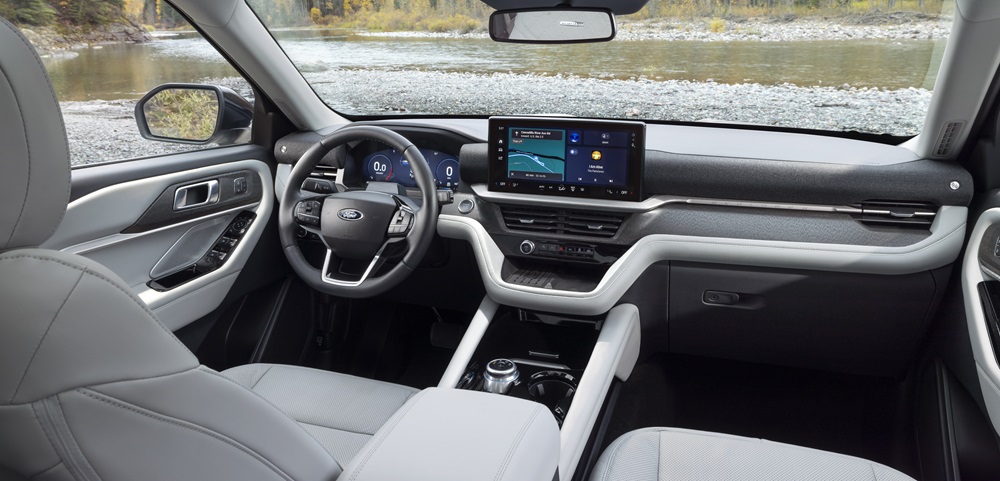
[0,0,193,31]
[0,0,950,35]
[249,0,949,32]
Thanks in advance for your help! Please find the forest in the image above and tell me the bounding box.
[0,0,947,32]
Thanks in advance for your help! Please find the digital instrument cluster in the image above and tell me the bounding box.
[363,148,460,190]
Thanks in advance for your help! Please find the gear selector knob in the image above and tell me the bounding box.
[483,359,519,394]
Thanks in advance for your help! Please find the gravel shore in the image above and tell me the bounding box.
[61,100,204,166]
[360,15,951,42]
[65,70,928,165]
[615,16,950,41]
[313,69,929,134]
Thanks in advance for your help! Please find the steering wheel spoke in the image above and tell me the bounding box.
[320,244,389,287]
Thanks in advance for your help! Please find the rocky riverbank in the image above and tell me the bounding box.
[617,13,949,41]
[20,19,151,56]
[61,100,202,165]
[360,11,950,41]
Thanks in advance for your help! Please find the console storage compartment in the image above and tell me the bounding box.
[339,387,560,481]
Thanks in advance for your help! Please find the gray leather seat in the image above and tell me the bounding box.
[0,17,417,481]
[591,427,916,481]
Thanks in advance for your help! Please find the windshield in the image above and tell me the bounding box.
[247,0,954,137]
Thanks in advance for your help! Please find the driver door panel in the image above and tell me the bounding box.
[42,157,273,331]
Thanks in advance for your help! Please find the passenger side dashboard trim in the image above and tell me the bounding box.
[439,205,967,316]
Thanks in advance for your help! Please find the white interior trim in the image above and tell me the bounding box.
[558,303,641,481]
[913,2,1000,159]
[439,206,967,316]
[47,160,273,331]
[438,296,500,388]
[960,207,1000,437]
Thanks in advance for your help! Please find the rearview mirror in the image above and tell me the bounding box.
[490,8,616,44]
[135,84,253,145]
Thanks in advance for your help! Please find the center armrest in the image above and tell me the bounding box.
[339,387,560,481]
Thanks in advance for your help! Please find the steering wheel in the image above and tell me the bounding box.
[279,126,439,298]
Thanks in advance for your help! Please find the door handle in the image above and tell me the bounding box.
[173,180,220,211]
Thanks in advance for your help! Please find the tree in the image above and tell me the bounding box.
[10,0,57,25]
[55,0,125,25]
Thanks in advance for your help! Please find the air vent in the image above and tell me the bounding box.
[499,205,626,238]
[934,121,965,157]
[310,164,339,179]
[857,200,937,228]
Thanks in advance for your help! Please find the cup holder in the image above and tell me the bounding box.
[528,370,578,424]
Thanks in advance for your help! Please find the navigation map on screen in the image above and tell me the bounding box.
[507,128,566,182]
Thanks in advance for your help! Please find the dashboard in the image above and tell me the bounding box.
[362,147,460,190]
[275,116,972,380]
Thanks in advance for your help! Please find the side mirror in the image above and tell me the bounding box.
[489,8,616,44]
[135,83,253,145]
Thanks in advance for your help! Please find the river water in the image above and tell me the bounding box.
[42,29,945,103]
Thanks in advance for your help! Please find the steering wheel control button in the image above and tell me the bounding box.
[294,201,322,227]
[457,198,475,214]
[387,209,414,237]
[483,359,520,395]
[519,240,536,255]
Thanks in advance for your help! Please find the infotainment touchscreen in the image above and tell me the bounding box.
[487,117,644,201]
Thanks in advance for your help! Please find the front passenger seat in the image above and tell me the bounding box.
[0,17,416,481]
[592,427,915,481]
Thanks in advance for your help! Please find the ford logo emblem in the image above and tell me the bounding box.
[337,209,364,221]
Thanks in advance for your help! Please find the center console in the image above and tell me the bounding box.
[438,299,641,481]
[326,301,638,481]
[453,308,600,426]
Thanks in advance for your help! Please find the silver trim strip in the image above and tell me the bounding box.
[510,358,571,370]
[321,243,388,287]
[61,203,258,256]
[173,179,220,211]
[471,183,872,215]
[982,264,1000,283]
[527,351,560,360]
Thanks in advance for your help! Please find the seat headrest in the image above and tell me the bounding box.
[0,18,70,252]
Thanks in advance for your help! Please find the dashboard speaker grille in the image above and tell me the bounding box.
[499,204,626,238]
[934,121,964,157]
